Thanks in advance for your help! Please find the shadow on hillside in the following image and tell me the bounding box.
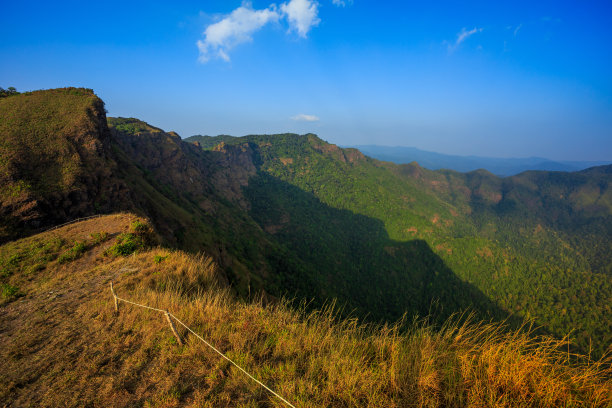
[243,172,522,328]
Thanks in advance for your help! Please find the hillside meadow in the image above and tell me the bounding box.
[0,214,610,407]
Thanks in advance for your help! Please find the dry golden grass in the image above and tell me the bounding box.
[0,213,610,407]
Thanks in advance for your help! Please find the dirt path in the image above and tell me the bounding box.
[0,214,140,407]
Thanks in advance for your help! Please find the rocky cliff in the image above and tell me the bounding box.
[0,88,132,242]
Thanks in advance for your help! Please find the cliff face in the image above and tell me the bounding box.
[0,89,132,242]
[109,121,208,196]
[0,92,266,244]
[108,118,261,212]
[0,92,274,295]
[208,142,261,206]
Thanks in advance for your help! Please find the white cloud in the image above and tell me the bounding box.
[448,27,483,52]
[513,23,522,36]
[281,0,320,38]
[456,27,483,45]
[291,113,320,122]
[197,0,344,62]
[197,2,280,63]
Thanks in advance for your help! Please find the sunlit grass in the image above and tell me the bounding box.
[111,250,611,407]
[1,214,610,407]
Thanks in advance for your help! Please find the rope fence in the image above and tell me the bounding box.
[109,282,297,408]
[44,214,106,232]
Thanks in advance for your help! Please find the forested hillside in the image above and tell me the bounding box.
[188,133,612,356]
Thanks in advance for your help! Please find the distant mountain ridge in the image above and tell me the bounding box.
[351,144,611,176]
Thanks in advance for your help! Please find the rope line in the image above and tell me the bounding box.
[171,314,297,408]
[45,214,105,232]
[114,296,167,313]
[110,283,297,408]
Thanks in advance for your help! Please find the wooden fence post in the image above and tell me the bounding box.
[110,282,118,314]
[165,311,184,345]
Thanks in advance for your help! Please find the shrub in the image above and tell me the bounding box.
[130,220,156,246]
[105,233,143,257]
[90,232,109,245]
[1,283,20,301]
[0,86,19,98]
[58,241,88,264]
[154,255,168,264]
[105,220,156,257]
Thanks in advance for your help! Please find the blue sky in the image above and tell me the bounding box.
[1,0,611,160]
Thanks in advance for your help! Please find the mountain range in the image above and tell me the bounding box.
[352,144,611,176]
[1,88,611,373]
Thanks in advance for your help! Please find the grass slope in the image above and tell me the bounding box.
[1,215,610,407]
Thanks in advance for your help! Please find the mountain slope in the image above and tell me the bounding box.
[102,119,512,328]
[188,133,612,356]
[0,92,299,303]
[1,215,609,407]
[1,89,609,359]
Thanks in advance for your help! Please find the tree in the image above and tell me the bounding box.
[0,87,19,98]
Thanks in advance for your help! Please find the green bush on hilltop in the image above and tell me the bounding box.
[107,117,161,135]
[0,86,19,98]
[90,231,109,245]
[0,283,20,301]
[154,254,168,263]
[105,220,157,257]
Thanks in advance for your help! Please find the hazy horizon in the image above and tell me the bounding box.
[348,143,612,163]
[2,0,611,161]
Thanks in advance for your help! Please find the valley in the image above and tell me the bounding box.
[0,88,611,406]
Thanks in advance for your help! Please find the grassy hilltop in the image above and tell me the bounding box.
[0,215,610,407]
[0,88,126,239]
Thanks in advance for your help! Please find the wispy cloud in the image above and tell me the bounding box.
[198,0,339,63]
[448,27,483,52]
[456,27,483,46]
[291,113,320,122]
[197,3,280,63]
[513,23,522,36]
[282,0,320,38]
